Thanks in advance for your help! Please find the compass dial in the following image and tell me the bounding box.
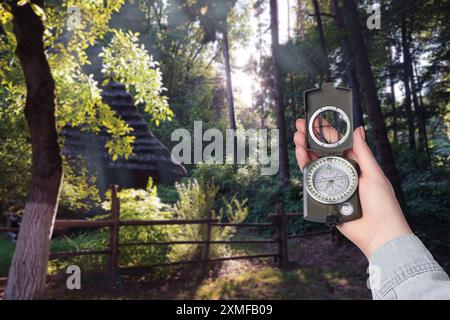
[305,156,358,204]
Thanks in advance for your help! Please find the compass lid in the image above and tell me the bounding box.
[304,82,354,155]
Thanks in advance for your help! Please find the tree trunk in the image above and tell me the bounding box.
[296,0,306,39]
[413,60,429,161]
[330,0,363,128]
[270,0,290,188]
[388,46,398,144]
[5,2,63,300]
[287,0,292,41]
[222,23,238,165]
[400,13,416,151]
[413,61,425,108]
[312,0,331,82]
[407,32,430,165]
[342,0,406,210]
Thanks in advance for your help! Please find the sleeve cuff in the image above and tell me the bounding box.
[368,234,445,299]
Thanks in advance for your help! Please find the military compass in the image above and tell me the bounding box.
[303,83,362,225]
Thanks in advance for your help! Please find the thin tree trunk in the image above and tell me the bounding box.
[388,46,398,144]
[312,0,331,82]
[413,66,431,166]
[330,0,363,128]
[342,0,406,210]
[270,0,290,188]
[400,13,416,151]
[296,0,306,39]
[222,23,238,164]
[413,61,425,107]
[287,0,292,41]
[407,33,430,165]
[290,74,297,123]
[287,0,296,132]
[256,15,266,128]
[5,1,63,300]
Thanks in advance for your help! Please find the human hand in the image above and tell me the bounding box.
[294,119,412,259]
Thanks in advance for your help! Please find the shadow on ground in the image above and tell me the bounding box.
[44,234,371,300]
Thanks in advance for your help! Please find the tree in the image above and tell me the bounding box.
[172,0,239,163]
[1,0,172,299]
[4,1,63,299]
[269,0,289,188]
[222,20,238,163]
[311,0,331,82]
[399,3,430,165]
[296,0,306,39]
[330,0,363,128]
[400,10,416,151]
[388,46,398,144]
[342,0,406,209]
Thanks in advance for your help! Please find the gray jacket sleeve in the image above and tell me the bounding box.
[369,234,450,300]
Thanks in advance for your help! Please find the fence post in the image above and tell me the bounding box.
[276,202,288,268]
[201,210,213,275]
[109,184,120,287]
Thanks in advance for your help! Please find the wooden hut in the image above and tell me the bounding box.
[62,81,186,191]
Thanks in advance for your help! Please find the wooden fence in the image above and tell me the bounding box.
[0,186,332,287]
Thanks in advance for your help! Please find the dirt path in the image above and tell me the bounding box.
[43,234,371,300]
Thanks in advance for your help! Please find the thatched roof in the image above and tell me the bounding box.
[62,81,186,189]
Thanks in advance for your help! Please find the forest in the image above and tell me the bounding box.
[0,0,448,300]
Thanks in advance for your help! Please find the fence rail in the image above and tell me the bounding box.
[0,185,332,288]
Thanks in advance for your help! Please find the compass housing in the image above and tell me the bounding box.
[304,82,354,156]
[303,82,362,224]
[305,156,358,205]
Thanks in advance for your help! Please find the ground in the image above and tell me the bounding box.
[42,234,372,300]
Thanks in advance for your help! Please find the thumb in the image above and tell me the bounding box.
[352,126,384,176]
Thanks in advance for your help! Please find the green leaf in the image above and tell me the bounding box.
[17,0,29,6]
[30,3,46,21]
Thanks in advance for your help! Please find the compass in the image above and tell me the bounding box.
[305,156,358,205]
[303,82,362,224]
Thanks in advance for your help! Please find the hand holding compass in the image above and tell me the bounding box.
[294,114,412,259]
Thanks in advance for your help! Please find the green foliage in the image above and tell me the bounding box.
[103,182,174,268]
[169,180,217,261]
[157,184,180,204]
[50,181,173,273]
[48,179,249,273]
[169,179,248,260]
[0,103,30,210]
[0,1,178,210]
[0,236,14,276]
[403,167,450,251]
[1,1,173,162]
[100,30,173,126]
[49,232,108,273]
[59,158,101,212]
[191,160,326,235]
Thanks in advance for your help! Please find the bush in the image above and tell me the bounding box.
[169,180,248,261]
[49,181,174,273]
[192,160,322,234]
[48,179,249,274]
[403,167,450,251]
